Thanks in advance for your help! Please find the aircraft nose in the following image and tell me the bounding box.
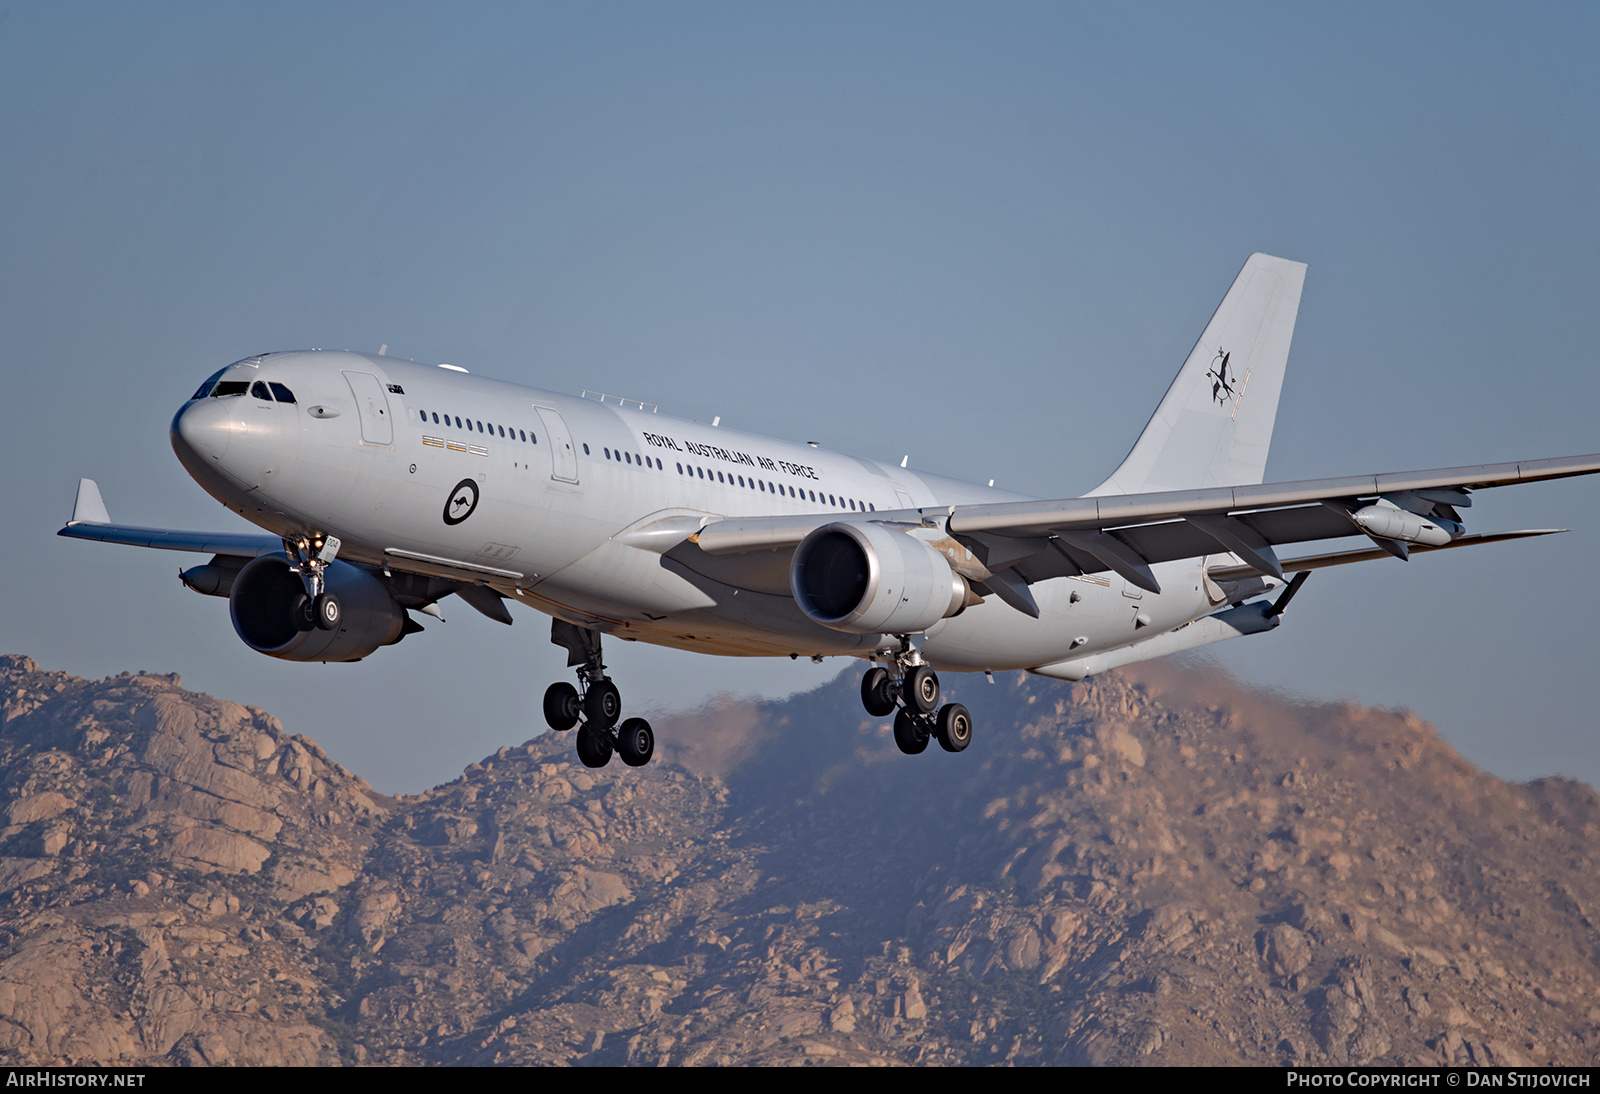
[171,397,235,461]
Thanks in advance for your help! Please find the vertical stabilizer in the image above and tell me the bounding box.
[1088,253,1306,496]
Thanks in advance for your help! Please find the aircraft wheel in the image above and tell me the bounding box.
[575,725,613,768]
[617,718,655,767]
[861,667,897,717]
[313,592,341,631]
[936,703,972,753]
[893,709,929,755]
[290,594,316,633]
[903,665,940,714]
[543,682,580,731]
[583,679,622,729]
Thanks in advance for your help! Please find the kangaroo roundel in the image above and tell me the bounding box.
[443,479,479,526]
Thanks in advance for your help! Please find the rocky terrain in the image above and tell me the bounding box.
[0,651,1598,1066]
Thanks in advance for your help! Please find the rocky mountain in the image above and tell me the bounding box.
[0,651,1597,1066]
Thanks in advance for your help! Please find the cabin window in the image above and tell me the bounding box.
[582,444,590,454]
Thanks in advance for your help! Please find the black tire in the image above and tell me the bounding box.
[583,679,622,729]
[936,703,972,753]
[903,664,940,714]
[617,718,655,767]
[313,592,341,631]
[543,682,580,731]
[893,708,929,755]
[861,667,897,717]
[290,594,316,632]
[575,725,613,768]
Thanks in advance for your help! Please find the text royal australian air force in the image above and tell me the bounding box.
[643,430,822,482]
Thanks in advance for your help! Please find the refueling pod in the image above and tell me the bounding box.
[228,554,408,662]
[1351,503,1462,546]
[790,521,970,635]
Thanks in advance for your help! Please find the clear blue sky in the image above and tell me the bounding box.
[4,2,1597,792]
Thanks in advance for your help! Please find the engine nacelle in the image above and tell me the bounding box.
[791,521,968,635]
[229,554,407,662]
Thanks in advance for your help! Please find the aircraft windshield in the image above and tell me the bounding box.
[189,369,227,400]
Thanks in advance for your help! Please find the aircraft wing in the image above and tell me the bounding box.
[56,478,281,557]
[694,453,1600,595]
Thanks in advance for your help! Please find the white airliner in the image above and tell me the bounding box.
[60,254,1600,769]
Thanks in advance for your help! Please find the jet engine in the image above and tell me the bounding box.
[790,521,969,635]
[228,554,407,662]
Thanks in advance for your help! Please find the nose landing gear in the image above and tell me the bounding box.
[285,534,343,633]
[863,639,975,756]
[543,621,656,769]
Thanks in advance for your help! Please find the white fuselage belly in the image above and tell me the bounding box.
[178,351,1216,673]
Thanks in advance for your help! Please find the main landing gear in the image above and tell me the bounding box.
[543,621,655,769]
[861,642,973,756]
[286,534,342,633]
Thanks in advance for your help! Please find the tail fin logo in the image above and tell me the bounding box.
[1207,348,1238,408]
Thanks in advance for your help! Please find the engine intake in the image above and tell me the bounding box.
[229,554,407,662]
[791,522,968,635]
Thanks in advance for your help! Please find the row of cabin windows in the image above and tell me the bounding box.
[417,408,537,446]
[578,441,875,512]
[672,461,874,512]
[603,447,663,469]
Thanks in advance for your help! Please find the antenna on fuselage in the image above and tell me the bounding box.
[379,344,388,356]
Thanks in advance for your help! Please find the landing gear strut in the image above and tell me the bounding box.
[863,638,974,756]
[544,621,656,769]
[285,534,342,633]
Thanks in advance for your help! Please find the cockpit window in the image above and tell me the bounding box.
[250,381,273,401]
[212,381,249,397]
[268,382,296,404]
[190,369,227,400]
